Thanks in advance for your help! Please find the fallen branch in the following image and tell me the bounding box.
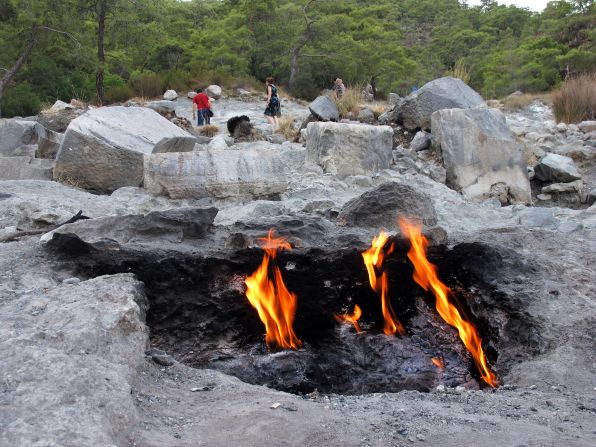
[0,210,89,243]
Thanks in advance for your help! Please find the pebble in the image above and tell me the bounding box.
[455,385,466,394]
[270,402,281,409]
[529,385,537,390]
[62,277,81,285]
[436,385,446,393]
[151,353,175,366]
[416,434,426,441]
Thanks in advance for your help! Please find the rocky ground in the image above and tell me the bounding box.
[1,84,595,446]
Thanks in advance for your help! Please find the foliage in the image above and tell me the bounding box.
[0,82,41,117]
[334,88,361,119]
[105,84,134,103]
[129,71,164,98]
[1,0,595,116]
[502,93,552,111]
[552,73,596,123]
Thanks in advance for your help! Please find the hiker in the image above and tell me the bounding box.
[334,78,346,99]
[192,88,212,126]
[264,77,281,129]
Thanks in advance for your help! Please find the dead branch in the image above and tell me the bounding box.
[0,210,89,243]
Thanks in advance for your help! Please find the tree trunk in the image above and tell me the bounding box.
[0,26,39,118]
[289,47,301,93]
[96,0,107,106]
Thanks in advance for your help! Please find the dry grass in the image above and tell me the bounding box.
[370,103,387,118]
[502,92,552,111]
[552,73,596,124]
[276,115,298,140]
[334,87,362,119]
[54,174,87,191]
[199,124,219,137]
[446,58,471,84]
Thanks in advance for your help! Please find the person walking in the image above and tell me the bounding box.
[192,88,212,126]
[264,77,281,129]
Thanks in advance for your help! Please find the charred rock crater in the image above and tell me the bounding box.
[47,229,543,395]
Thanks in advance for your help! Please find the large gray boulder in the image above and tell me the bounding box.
[0,156,54,181]
[337,182,437,227]
[54,106,196,193]
[399,77,485,130]
[534,153,581,183]
[144,148,290,199]
[305,122,393,178]
[308,96,339,122]
[0,119,40,156]
[144,100,176,115]
[205,84,223,99]
[431,107,531,203]
[37,103,86,132]
[41,207,218,247]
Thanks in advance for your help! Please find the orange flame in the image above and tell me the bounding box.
[245,230,301,350]
[335,304,363,333]
[399,219,498,387]
[362,231,405,336]
[431,357,445,369]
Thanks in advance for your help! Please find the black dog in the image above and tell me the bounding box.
[227,115,251,136]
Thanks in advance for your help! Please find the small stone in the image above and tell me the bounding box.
[416,434,426,441]
[408,436,416,443]
[151,353,175,367]
[455,385,466,393]
[62,277,81,285]
[436,385,446,393]
[190,386,211,392]
[529,385,537,390]
[270,402,281,409]
[536,194,551,201]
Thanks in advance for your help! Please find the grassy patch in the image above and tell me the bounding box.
[199,124,219,137]
[334,87,361,119]
[552,73,596,123]
[502,92,552,111]
[276,115,298,140]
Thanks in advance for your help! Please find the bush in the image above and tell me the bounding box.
[552,73,596,123]
[199,124,219,137]
[105,85,135,104]
[446,58,471,84]
[1,82,41,117]
[164,70,193,93]
[129,71,164,98]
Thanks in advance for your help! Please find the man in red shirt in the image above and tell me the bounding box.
[192,88,212,126]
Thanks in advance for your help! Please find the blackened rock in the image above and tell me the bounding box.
[308,96,339,122]
[337,182,437,228]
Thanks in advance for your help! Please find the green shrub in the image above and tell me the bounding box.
[1,82,41,117]
[553,73,596,123]
[105,85,134,104]
[129,71,164,98]
[163,70,192,93]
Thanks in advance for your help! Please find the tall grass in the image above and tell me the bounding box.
[334,87,361,119]
[276,115,297,140]
[502,92,552,111]
[446,58,471,84]
[199,124,219,137]
[552,73,596,123]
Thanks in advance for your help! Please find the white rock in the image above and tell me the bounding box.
[534,153,581,183]
[431,107,531,203]
[205,85,223,99]
[163,89,178,100]
[305,122,393,179]
[54,107,196,193]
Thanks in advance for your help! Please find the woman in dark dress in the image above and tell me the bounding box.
[264,77,281,129]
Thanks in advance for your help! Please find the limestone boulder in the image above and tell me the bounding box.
[163,89,178,100]
[534,153,582,183]
[308,96,339,122]
[337,182,437,228]
[37,103,86,132]
[145,100,176,115]
[205,85,223,99]
[305,122,393,178]
[0,156,54,181]
[0,119,40,156]
[431,107,531,203]
[399,77,485,130]
[410,130,431,152]
[54,106,196,193]
[144,148,290,199]
[357,107,375,124]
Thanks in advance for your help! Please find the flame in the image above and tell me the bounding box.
[362,231,405,336]
[335,304,363,333]
[431,357,445,369]
[245,230,301,350]
[399,219,498,387]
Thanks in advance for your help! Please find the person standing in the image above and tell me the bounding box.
[264,77,281,129]
[334,78,346,99]
[192,88,211,126]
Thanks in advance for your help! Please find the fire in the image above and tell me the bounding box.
[431,357,445,369]
[362,231,405,336]
[245,230,301,350]
[335,304,363,333]
[399,219,498,387]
